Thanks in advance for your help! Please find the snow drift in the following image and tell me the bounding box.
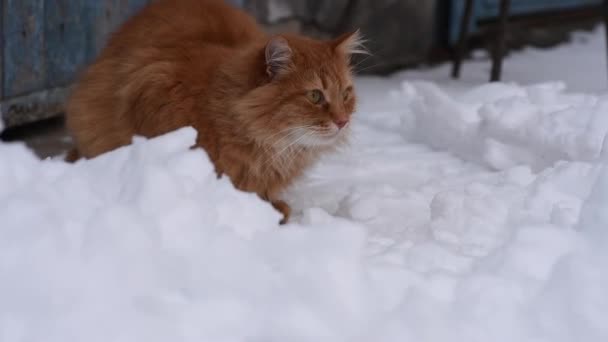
[2,26,608,340]
[401,81,608,171]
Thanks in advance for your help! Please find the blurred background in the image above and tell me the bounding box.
[0,0,605,158]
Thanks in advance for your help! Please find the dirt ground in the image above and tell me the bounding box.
[1,117,72,159]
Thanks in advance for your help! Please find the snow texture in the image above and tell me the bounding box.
[400,81,608,171]
[1,25,608,342]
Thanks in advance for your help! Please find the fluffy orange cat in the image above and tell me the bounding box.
[66,0,365,224]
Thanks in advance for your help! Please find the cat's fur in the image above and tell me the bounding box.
[66,0,365,224]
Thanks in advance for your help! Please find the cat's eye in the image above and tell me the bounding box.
[307,89,324,104]
[343,87,353,101]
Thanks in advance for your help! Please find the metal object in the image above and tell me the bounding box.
[490,0,511,82]
[452,0,511,82]
[452,0,475,79]
[604,0,608,81]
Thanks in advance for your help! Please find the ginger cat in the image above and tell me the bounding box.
[66,0,365,224]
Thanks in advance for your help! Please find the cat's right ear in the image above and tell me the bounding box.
[265,36,292,79]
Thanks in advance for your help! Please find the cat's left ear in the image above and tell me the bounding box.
[332,29,368,57]
[265,36,292,79]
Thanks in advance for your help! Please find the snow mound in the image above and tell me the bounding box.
[401,81,608,170]
[3,23,608,341]
[0,127,280,236]
[2,79,608,340]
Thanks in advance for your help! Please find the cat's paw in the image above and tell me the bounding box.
[271,200,291,225]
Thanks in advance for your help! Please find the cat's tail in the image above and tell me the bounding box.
[65,148,81,163]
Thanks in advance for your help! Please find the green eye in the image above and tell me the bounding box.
[307,89,324,104]
[343,86,353,101]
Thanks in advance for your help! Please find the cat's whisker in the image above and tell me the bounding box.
[351,46,395,74]
[266,129,313,171]
[263,126,304,140]
[263,125,316,147]
[267,125,318,152]
[354,62,386,74]
[272,131,314,174]
[352,54,374,69]
[267,130,307,154]
[271,131,307,159]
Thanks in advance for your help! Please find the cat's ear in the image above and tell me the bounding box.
[333,29,368,56]
[265,36,292,79]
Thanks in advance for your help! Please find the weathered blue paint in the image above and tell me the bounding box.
[86,0,149,60]
[226,0,245,7]
[1,0,153,126]
[479,0,601,16]
[0,0,4,99]
[4,0,46,98]
[2,0,151,100]
[45,1,88,88]
[450,0,602,43]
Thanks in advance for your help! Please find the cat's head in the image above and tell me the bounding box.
[235,30,367,150]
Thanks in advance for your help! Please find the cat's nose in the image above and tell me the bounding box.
[334,119,349,129]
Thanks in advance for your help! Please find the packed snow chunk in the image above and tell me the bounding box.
[0,143,45,197]
[532,165,608,342]
[501,224,581,280]
[402,81,608,170]
[523,161,599,227]
[401,81,482,157]
[90,127,280,236]
[429,182,512,257]
[578,164,608,248]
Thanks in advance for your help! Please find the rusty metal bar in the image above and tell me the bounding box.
[490,0,511,82]
[604,0,608,83]
[452,0,475,79]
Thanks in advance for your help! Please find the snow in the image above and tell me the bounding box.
[399,81,608,171]
[1,25,608,342]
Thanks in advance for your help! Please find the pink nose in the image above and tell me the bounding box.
[334,119,349,129]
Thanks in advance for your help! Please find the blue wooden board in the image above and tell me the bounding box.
[4,0,46,98]
[45,0,89,88]
[2,0,151,100]
[479,0,601,15]
[226,0,245,6]
[0,0,3,99]
[449,0,602,43]
[85,0,149,60]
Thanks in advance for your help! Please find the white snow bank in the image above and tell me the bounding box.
[0,128,387,342]
[2,83,608,340]
[401,81,608,171]
[0,127,280,235]
[530,164,608,342]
